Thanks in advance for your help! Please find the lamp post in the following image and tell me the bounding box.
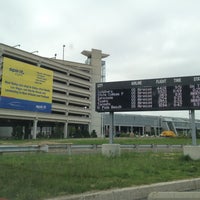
[13,44,20,48]
[31,51,39,54]
[62,44,65,60]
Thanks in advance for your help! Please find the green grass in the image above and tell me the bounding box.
[0,137,199,145]
[0,152,200,200]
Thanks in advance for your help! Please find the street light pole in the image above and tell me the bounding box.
[62,44,65,60]
[31,51,39,54]
[13,44,20,48]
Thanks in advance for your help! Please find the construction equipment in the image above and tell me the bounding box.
[160,130,176,137]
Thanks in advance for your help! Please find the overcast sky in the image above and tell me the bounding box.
[1,0,200,119]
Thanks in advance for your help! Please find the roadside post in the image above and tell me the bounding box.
[190,109,197,146]
[109,111,114,144]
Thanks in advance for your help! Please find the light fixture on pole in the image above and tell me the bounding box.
[31,51,39,54]
[51,53,57,59]
[13,44,20,48]
[62,44,66,60]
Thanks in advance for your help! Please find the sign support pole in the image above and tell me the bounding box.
[33,118,38,139]
[190,109,196,146]
[109,111,114,144]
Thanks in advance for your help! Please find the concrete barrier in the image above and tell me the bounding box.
[102,144,121,157]
[148,192,200,200]
[183,145,200,160]
[39,145,49,153]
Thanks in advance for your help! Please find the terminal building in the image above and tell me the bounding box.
[103,113,200,137]
[0,43,109,138]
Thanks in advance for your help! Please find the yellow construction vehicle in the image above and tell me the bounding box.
[160,130,176,137]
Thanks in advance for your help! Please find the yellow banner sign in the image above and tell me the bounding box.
[2,57,53,103]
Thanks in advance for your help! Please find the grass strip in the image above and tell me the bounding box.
[0,152,200,200]
[0,137,199,145]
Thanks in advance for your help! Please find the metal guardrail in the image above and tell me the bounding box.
[0,144,48,153]
[120,144,183,149]
[0,144,183,154]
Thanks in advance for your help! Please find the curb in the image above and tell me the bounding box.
[45,177,200,200]
[148,191,200,200]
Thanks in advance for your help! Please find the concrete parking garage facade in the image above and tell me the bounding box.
[0,43,109,138]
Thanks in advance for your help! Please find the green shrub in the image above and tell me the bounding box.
[91,130,97,138]
[120,132,130,137]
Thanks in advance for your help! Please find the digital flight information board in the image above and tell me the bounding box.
[96,75,200,112]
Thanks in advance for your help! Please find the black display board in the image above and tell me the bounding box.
[96,75,200,112]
